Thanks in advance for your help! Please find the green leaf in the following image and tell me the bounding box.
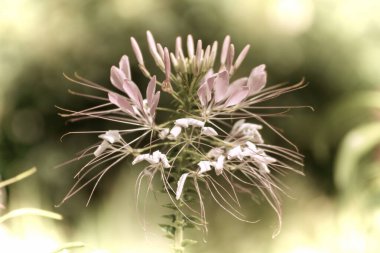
[183,222,195,229]
[165,234,174,239]
[182,193,195,202]
[187,215,203,222]
[162,203,177,210]
[159,224,176,236]
[162,214,176,222]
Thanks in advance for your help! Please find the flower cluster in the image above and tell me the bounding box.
[59,31,305,240]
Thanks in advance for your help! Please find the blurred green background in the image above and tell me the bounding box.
[1,0,380,252]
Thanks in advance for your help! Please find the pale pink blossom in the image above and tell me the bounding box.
[108,75,160,127]
[197,64,267,113]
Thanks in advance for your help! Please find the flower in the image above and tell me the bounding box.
[60,31,306,240]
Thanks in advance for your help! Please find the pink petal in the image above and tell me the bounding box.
[147,31,157,54]
[195,39,203,67]
[164,48,171,81]
[225,44,235,72]
[146,76,156,107]
[175,36,182,58]
[156,43,164,59]
[220,35,231,65]
[234,45,250,70]
[130,37,144,65]
[123,79,143,108]
[187,34,194,58]
[119,55,131,80]
[224,81,249,107]
[150,91,160,116]
[110,66,125,91]
[209,41,218,64]
[108,92,134,115]
[147,31,164,67]
[206,75,217,101]
[225,89,249,107]
[214,71,229,103]
[198,74,217,106]
[197,84,208,106]
[231,77,248,88]
[247,64,267,95]
[199,69,214,86]
[204,45,210,63]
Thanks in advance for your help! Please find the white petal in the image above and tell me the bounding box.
[201,127,218,136]
[151,150,171,168]
[176,173,189,200]
[240,123,262,130]
[198,161,212,174]
[257,163,271,174]
[168,125,182,140]
[187,118,205,127]
[231,121,264,143]
[207,147,224,158]
[159,128,170,139]
[241,147,255,158]
[152,150,162,161]
[99,130,122,144]
[175,118,189,128]
[175,118,205,128]
[132,153,159,165]
[257,150,276,164]
[230,119,245,135]
[132,154,150,165]
[94,141,110,157]
[227,146,244,160]
[215,155,225,175]
[159,153,171,168]
[245,141,258,152]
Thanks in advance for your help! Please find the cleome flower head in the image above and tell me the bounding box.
[58,31,306,241]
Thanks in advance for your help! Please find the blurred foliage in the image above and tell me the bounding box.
[1,0,380,252]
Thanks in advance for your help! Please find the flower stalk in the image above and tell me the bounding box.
[174,209,185,253]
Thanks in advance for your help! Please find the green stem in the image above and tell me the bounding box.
[174,210,185,253]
